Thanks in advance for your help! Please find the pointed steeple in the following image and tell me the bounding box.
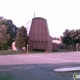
[34,7,36,18]
[34,11,35,18]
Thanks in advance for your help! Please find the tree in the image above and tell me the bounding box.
[62,29,80,50]
[15,26,29,50]
[62,29,76,50]
[62,36,73,45]
[62,29,73,44]
[0,25,10,50]
[63,29,69,37]
[6,20,18,46]
[0,16,18,49]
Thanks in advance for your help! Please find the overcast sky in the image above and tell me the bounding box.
[0,0,80,37]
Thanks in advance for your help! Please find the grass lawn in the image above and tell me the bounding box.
[0,50,27,55]
[0,50,46,55]
[0,49,77,55]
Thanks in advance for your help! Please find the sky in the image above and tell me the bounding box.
[0,0,80,37]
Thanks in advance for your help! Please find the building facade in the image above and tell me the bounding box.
[28,17,52,52]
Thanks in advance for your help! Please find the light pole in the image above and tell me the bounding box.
[27,44,29,55]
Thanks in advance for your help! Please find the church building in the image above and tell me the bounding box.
[28,17,52,52]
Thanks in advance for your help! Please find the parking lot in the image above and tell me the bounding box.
[0,52,80,80]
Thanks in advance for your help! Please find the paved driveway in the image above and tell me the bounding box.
[0,52,80,80]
